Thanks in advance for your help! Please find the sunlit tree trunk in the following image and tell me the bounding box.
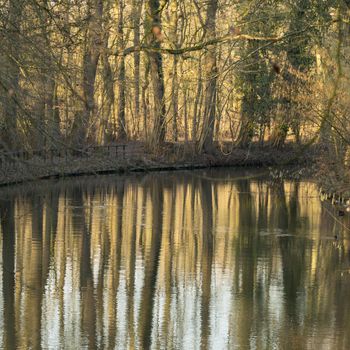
[145,0,166,149]
[183,86,189,142]
[192,61,203,143]
[133,0,143,136]
[81,0,103,144]
[198,0,218,153]
[142,59,150,140]
[101,0,115,143]
[170,1,179,142]
[116,0,127,140]
[215,46,223,140]
[171,56,179,142]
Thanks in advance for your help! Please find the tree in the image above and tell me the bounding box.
[145,0,166,149]
[116,0,127,140]
[81,0,103,144]
[198,0,218,153]
[0,0,24,149]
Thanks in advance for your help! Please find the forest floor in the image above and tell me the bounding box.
[0,142,319,187]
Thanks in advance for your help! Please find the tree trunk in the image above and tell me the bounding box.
[81,0,103,144]
[116,0,127,140]
[184,87,189,143]
[198,0,218,153]
[132,0,142,134]
[142,59,150,140]
[33,4,61,149]
[145,0,166,149]
[101,0,115,143]
[1,0,24,149]
[171,56,179,142]
[101,51,115,143]
[192,61,202,143]
[237,111,254,147]
[170,1,179,142]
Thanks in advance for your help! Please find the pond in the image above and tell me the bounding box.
[0,169,350,349]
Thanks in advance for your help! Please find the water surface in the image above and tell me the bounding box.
[0,169,350,349]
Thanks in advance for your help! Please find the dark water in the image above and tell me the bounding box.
[0,169,350,349]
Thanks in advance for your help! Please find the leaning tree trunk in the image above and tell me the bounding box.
[192,61,203,143]
[145,0,166,150]
[198,0,218,153]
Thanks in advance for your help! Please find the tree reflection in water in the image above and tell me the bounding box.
[0,169,349,349]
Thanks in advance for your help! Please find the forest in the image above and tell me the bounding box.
[0,0,350,190]
[2,2,350,348]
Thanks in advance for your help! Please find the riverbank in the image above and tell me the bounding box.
[315,156,350,214]
[0,143,317,187]
[316,161,350,198]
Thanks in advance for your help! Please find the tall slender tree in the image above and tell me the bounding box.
[81,0,103,144]
[1,0,24,149]
[145,0,166,149]
[198,0,218,153]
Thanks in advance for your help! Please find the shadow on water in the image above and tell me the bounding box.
[0,168,350,349]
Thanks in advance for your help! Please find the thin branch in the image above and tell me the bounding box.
[111,28,310,57]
